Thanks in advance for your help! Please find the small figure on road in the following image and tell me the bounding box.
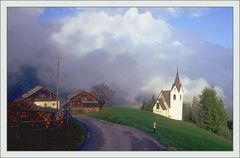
[153,121,156,134]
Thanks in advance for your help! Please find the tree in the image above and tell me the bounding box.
[199,87,231,139]
[141,95,156,112]
[191,96,204,127]
[227,120,233,130]
[90,83,114,109]
[182,102,192,122]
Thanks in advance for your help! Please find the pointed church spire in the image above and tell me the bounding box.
[174,69,180,85]
[171,69,182,91]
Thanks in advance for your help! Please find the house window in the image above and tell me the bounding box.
[156,103,160,109]
[180,95,182,100]
[173,94,176,100]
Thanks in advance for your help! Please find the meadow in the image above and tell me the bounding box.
[89,107,233,151]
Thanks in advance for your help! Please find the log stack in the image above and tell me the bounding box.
[8,98,68,129]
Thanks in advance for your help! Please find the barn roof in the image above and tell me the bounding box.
[67,89,86,100]
[22,86,43,98]
[21,86,56,99]
[62,100,70,106]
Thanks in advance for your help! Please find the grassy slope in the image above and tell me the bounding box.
[7,118,85,151]
[89,107,233,151]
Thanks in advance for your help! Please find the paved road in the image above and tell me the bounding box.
[74,115,167,151]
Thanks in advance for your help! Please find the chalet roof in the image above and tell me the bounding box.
[171,70,182,92]
[21,86,56,99]
[67,89,86,100]
[158,98,167,110]
[161,90,170,107]
[22,86,43,98]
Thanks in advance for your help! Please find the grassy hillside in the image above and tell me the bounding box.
[89,107,233,151]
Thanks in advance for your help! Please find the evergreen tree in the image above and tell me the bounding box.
[200,87,219,132]
[199,87,231,139]
[141,99,147,110]
[191,96,204,127]
[182,102,192,121]
[141,94,156,112]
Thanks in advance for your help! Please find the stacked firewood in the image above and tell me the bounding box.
[55,111,64,128]
[8,98,67,129]
[8,98,35,125]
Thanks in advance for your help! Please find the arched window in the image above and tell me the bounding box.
[156,103,160,109]
[180,94,182,100]
[173,94,176,100]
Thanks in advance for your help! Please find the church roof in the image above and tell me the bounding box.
[158,97,167,110]
[161,90,170,107]
[171,70,182,92]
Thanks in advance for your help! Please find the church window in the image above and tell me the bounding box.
[180,95,182,100]
[156,103,160,109]
[173,94,176,100]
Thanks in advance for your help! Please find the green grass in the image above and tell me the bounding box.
[88,107,233,151]
[7,118,86,151]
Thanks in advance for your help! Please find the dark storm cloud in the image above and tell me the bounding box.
[7,8,63,100]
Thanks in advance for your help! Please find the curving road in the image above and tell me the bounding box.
[74,115,167,151]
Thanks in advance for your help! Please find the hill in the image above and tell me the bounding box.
[88,107,232,151]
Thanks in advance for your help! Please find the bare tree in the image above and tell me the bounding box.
[90,83,114,109]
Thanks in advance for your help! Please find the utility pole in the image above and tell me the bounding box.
[56,60,60,109]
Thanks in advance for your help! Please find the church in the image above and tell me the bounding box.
[153,70,183,120]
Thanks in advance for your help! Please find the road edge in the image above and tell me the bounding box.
[74,118,89,150]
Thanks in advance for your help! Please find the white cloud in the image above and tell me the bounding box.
[172,40,183,46]
[140,75,225,104]
[166,8,208,18]
[49,7,229,106]
[51,8,172,56]
[140,77,172,94]
[182,77,209,102]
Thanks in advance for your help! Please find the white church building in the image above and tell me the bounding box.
[153,70,183,120]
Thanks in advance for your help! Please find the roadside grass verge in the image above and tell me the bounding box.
[88,107,233,151]
[7,118,86,151]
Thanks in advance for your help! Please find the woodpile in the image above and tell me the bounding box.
[8,98,69,129]
[55,111,64,128]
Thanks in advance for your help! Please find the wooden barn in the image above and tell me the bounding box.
[65,89,100,113]
[21,86,59,109]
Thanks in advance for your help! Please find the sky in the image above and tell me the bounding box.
[7,7,233,117]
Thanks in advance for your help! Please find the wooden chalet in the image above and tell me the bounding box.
[21,86,59,109]
[65,89,100,113]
